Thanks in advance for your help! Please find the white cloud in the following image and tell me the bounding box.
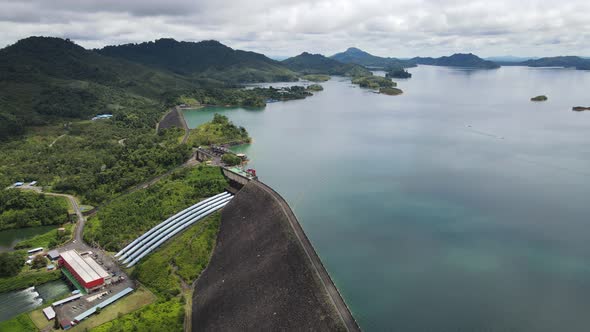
[0,0,589,57]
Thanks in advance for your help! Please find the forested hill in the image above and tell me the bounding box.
[330,47,411,68]
[282,52,371,76]
[520,56,590,70]
[98,38,298,83]
[0,36,199,140]
[410,53,500,69]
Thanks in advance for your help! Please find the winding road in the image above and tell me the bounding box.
[24,187,87,244]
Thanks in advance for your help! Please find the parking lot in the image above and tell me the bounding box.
[52,244,134,324]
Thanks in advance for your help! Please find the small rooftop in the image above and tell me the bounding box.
[43,306,56,320]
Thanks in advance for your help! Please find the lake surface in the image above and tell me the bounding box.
[0,225,56,252]
[0,279,71,321]
[184,66,590,331]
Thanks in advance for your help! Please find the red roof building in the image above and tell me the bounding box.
[58,250,109,292]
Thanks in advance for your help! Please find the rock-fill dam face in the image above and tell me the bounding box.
[191,181,355,331]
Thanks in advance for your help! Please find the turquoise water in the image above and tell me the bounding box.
[184,66,590,331]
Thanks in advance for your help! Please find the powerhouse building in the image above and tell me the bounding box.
[58,250,110,292]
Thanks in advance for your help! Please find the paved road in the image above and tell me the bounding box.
[38,190,86,244]
[252,181,361,332]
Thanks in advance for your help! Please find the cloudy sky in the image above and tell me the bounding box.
[1,0,588,58]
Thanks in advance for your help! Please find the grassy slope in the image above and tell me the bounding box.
[69,286,156,332]
[0,313,37,332]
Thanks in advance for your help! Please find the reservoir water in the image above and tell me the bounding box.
[184,66,590,331]
[0,225,57,252]
[0,279,71,321]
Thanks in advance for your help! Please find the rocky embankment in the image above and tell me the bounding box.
[192,181,355,331]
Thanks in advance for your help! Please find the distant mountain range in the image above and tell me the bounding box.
[520,56,590,70]
[2,36,589,140]
[282,52,371,76]
[0,36,201,139]
[0,36,300,140]
[330,47,410,68]
[485,56,540,62]
[329,48,499,69]
[410,53,500,69]
[98,38,297,83]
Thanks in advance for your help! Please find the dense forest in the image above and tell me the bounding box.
[0,252,25,277]
[98,38,298,83]
[352,75,396,89]
[282,52,371,76]
[0,37,199,141]
[84,166,228,251]
[0,121,190,205]
[174,85,314,109]
[410,53,500,69]
[0,37,306,142]
[386,66,412,78]
[330,47,412,68]
[521,56,590,70]
[0,190,67,230]
[188,114,251,147]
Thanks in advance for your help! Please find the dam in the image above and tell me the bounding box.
[191,173,360,331]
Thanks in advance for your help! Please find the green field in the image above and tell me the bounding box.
[0,313,37,332]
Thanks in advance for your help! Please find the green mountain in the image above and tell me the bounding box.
[330,47,411,68]
[282,52,371,76]
[98,38,298,83]
[521,56,590,70]
[410,53,500,69]
[0,36,197,140]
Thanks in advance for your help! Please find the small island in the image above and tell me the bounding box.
[306,84,324,92]
[572,106,590,112]
[302,74,330,82]
[385,66,412,79]
[379,87,403,96]
[350,75,403,96]
[531,95,548,102]
[351,75,396,89]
